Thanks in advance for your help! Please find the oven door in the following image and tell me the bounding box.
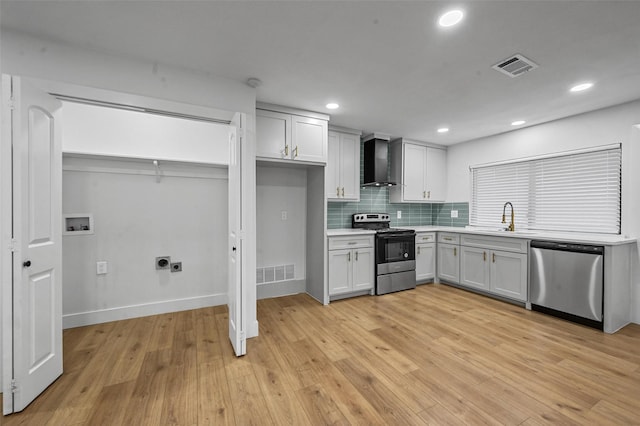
[376,234,415,265]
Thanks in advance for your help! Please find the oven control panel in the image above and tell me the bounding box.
[353,213,390,223]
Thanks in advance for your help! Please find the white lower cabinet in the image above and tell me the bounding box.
[459,235,528,302]
[328,235,374,297]
[416,232,436,283]
[490,250,527,301]
[460,246,489,290]
[437,232,460,283]
[437,243,460,283]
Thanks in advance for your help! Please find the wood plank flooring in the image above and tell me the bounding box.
[3,283,640,425]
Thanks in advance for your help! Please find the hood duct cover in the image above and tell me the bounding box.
[362,138,396,187]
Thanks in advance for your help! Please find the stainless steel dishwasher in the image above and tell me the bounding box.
[529,240,604,329]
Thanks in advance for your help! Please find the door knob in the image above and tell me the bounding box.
[23,260,31,268]
[232,246,236,252]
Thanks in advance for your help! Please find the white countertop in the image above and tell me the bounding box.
[328,226,636,245]
[327,229,376,237]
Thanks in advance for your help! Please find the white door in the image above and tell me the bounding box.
[291,115,327,163]
[328,249,351,295]
[255,109,290,160]
[426,147,447,201]
[403,143,426,201]
[326,131,340,199]
[228,112,246,356]
[352,247,374,292]
[340,133,360,200]
[490,251,527,301]
[3,76,63,414]
[460,246,489,290]
[416,243,435,283]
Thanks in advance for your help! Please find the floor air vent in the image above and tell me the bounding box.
[492,54,539,77]
[257,264,295,284]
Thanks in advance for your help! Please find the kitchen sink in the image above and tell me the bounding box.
[465,226,537,236]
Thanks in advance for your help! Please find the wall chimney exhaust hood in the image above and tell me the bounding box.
[362,133,396,187]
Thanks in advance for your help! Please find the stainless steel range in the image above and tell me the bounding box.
[352,213,416,295]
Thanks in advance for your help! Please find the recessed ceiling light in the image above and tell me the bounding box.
[437,127,450,133]
[326,103,340,110]
[511,120,526,126]
[438,10,464,27]
[570,82,594,92]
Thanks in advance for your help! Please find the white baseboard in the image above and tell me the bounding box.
[256,279,305,300]
[62,293,227,329]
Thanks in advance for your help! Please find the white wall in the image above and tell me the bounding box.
[256,165,307,296]
[62,157,228,327]
[1,30,254,114]
[446,100,640,323]
[62,101,231,165]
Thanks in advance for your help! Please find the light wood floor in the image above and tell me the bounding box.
[4,283,640,425]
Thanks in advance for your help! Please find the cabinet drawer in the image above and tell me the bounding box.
[328,236,373,250]
[416,232,436,243]
[460,234,527,253]
[438,232,460,244]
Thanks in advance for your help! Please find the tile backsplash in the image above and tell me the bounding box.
[327,187,468,228]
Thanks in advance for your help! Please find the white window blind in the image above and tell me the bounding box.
[470,144,621,234]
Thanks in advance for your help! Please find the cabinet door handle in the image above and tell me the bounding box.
[341,187,345,197]
[355,251,359,261]
[347,252,351,262]
[454,247,457,256]
[348,241,357,245]
[427,191,431,199]
[336,187,340,197]
[444,237,452,241]
[293,146,299,158]
[417,246,421,255]
[483,251,486,261]
[423,191,426,199]
[492,253,496,263]
[285,145,289,156]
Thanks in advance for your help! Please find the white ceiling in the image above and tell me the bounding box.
[2,1,640,145]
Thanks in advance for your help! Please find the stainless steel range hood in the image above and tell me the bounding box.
[362,134,396,187]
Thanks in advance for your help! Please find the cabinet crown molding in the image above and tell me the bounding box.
[256,102,330,121]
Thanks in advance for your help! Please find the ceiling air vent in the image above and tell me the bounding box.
[492,54,539,78]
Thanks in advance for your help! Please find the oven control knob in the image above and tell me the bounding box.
[404,252,408,258]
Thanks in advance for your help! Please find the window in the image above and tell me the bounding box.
[470,144,621,234]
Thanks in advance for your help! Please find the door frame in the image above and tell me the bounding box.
[0,76,257,412]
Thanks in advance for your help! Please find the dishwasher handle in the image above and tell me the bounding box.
[530,240,604,255]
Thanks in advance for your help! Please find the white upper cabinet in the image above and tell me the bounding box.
[327,128,361,201]
[256,109,291,159]
[389,138,447,203]
[256,104,328,164]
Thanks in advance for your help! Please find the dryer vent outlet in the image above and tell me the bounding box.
[171,262,182,272]
[156,256,171,270]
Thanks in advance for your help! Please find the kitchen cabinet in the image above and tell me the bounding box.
[327,128,361,201]
[389,138,446,203]
[437,233,460,283]
[415,232,436,283]
[256,105,328,164]
[328,235,374,297]
[459,234,528,302]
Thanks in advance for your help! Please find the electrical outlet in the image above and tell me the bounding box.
[397,211,402,219]
[156,256,171,270]
[281,210,288,220]
[170,262,182,272]
[96,261,108,275]
[451,210,459,218]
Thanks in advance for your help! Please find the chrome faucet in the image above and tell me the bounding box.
[502,202,515,232]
